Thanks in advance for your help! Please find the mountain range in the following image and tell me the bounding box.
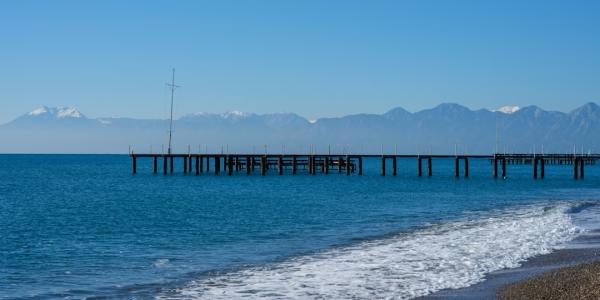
[1,103,598,154]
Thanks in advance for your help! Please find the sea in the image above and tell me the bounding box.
[1,154,599,299]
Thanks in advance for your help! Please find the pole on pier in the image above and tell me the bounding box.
[392,157,397,176]
[163,156,167,175]
[132,155,137,175]
[418,157,422,177]
[455,157,459,178]
[464,157,469,178]
[346,155,351,175]
[358,156,363,175]
[427,157,432,177]
[381,156,386,176]
[153,156,157,174]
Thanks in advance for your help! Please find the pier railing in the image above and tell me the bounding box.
[129,153,599,179]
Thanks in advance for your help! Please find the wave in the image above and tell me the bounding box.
[157,203,583,299]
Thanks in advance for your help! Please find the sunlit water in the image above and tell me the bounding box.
[1,155,599,299]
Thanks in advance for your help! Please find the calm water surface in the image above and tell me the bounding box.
[1,155,599,299]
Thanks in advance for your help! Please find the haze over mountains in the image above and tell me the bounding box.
[1,103,598,154]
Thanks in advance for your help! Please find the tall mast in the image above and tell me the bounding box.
[166,68,179,154]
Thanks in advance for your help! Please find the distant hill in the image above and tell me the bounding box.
[1,103,598,154]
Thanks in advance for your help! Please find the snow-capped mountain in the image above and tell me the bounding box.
[1,103,599,154]
[27,106,85,119]
[492,106,520,114]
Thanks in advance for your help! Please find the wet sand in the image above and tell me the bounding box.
[420,230,600,300]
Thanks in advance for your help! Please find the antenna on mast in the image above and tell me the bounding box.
[166,68,180,154]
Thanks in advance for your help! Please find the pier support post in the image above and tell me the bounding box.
[464,157,469,178]
[580,158,585,179]
[427,157,432,177]
[170,156,174,174]
[132,156,137,175]
[215,156,220,175]
[261,156,267,176]
[153,156,157,174]
[188,155,192,172]
[183,157,188,174]
[199,156,204,173]
[323,156,328,174]
[278,156,283,175]
[163,156,167,175]
[418,157,422,177]
[381,156,386,176]
[205,156,210,173]
[540,158,545,179]
[346,155,350,175]
[392,157,397,176]
[338,157,343,173]
[228,155,233,176]
[455,157,459,178]
[533,157,538,179]
[574,158,579,179]
[246,156,251,175]
[195,156,199,175]
[311,156,316,175]
[292,156,297,175]
[493,158,498,179]
[358,156,363,175]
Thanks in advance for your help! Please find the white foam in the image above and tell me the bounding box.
[157,203,581,300]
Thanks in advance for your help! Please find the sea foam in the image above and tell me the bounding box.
[158,203,582,299]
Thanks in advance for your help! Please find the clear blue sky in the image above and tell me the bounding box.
[1,0,599,123]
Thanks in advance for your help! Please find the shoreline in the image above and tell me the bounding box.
[420,229,600,299]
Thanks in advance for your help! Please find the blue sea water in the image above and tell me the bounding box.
[1,154,599,299]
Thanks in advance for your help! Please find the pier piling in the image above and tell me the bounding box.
[427,157,432,177]
[358,157,363,175]
[132,156,137,174]
[153,156,157,174]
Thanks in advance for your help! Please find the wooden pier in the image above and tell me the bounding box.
[130,153,598,179]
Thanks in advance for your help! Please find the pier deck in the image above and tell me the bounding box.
[130,153,599,179]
